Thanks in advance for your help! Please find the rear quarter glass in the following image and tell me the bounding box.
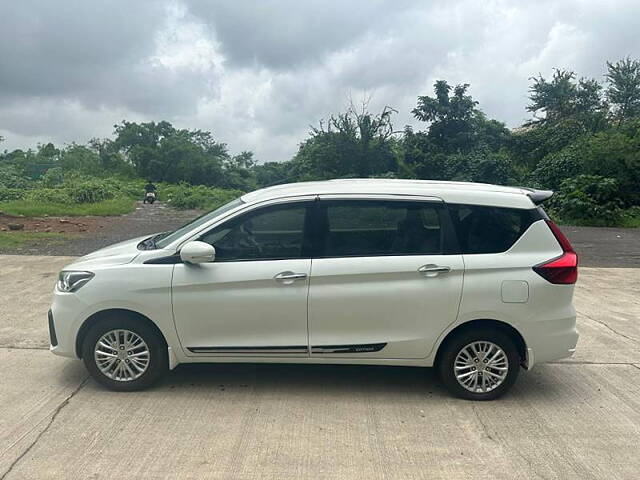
[447,204,544,254]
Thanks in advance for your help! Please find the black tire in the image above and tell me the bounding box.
[437,328,520,401]
[81,314,168,391]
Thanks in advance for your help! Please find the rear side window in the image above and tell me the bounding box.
[319,200,444,257]
[449,204,541,254]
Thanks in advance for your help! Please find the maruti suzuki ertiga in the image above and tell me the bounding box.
[49,179,578,400]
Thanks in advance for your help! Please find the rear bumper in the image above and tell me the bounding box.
[522,313,579,368]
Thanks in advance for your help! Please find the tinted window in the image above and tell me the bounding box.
[320,201,443,257]
[200,203,309,261]
[449,204,541,254]
[155,198,244,248]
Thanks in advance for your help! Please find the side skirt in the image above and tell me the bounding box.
[186,343,388,355]
[187,346,308,354]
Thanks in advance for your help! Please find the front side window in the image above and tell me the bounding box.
[319,200,444,257]
[154,198,244,249]
[199,203,309,261]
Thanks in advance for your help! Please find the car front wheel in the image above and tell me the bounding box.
[81,316,168,391]
[437,329,520,400]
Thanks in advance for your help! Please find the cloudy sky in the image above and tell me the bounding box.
[1,0,638,162]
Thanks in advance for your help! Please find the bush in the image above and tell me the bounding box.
[65,180,117,203]
[436,151,519,185]
[0,164,30,189]
[13,174,141,207]
[24,188,71,204]
[548,175,624,225]
[107,178,145,199]
[530,146,582,190]
[39,167,65,187]
[162,183,243,210]
[0,186,25,201]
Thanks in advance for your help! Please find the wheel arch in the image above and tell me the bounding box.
[75,308,168,358]
[434,319,527,368]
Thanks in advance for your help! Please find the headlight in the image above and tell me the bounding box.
[57,271,94,292]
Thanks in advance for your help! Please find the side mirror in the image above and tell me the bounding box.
[180,241,216,264]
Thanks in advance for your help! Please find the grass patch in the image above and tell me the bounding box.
[0,197,136,217]
[556,217,640,228]
[0,232,74,249]
[553,206,640,228]
[618,217,640,228]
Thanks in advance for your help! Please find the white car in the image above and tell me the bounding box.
[49,179,578,400]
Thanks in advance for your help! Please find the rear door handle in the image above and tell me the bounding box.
[274,271,308,284]
[418,264,451,277]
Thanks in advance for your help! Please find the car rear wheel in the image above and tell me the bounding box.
[81,315,168,391]
[437,328,520,400]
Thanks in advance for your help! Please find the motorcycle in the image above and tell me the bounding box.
[143,192,156,204]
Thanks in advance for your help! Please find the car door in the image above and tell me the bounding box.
[172,199,314,356]
[308,197,464,359]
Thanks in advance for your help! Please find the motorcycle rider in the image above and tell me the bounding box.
[143,181,157,204]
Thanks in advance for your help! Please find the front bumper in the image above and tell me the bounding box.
[47,310,58,347]
[49,289,89,358]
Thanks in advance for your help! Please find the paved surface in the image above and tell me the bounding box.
[562,225,640,268]
[0,256,639,479]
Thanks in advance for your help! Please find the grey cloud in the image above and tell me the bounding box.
[0,0,212,119]
[1,0,640,161]
[184,0,419,69]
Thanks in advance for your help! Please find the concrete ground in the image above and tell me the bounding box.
[0,256,639,479]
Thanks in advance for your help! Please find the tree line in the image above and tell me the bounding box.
[1,57,639,225]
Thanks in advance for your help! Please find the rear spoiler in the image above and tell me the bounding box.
[521,188,554,205]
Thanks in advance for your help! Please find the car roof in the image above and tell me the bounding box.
[241,179,542,209]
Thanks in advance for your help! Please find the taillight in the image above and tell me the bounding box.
[533,220,578,284]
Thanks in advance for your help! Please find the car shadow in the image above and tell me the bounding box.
[58,358,571,400]
[162,362,449,397]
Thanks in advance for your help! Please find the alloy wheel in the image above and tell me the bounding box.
[94,329,151,382]
[454,341,509,393]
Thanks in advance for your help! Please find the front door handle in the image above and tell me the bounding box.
[274,271,308,284]
[418,264,451,277]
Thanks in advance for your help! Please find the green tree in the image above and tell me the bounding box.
[252,161,292,187]
[527,70,607,130]
[112,121,246,187]
[88,138,133,175]
[531,120,640,204]
[606,57,640,122]
[412,81,479,154]
[291,103,399,180]
[403,80,512,182]
[219,151,257,191]
[59,144,102,174]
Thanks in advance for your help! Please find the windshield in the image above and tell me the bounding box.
[154,197,245,249]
